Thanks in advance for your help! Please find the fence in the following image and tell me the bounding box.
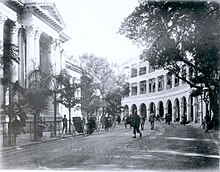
[1,120,62,146]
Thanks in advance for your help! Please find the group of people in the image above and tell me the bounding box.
[123,111,157,138]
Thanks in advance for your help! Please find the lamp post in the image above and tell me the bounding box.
[51,77,59,137]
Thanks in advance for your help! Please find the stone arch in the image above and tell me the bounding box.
[131,104,137,115]
[166,100,172,116]
[148,102,156,114]
[140,103,147,117]
[157,101,164,117]
[174,98,180,122]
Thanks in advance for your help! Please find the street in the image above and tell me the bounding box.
[1,121,219,171]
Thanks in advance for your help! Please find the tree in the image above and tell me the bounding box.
[79,54,127,120]
[55,69,80,134]
[119,1,220,129]
[1,37,19,145]
[20,69,52,141]
[80,74,95,118]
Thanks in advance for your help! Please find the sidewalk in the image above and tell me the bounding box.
[0,131,72,152]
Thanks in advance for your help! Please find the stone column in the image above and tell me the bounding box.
[172,107,176,123]
[34,29,42,69]
[137,81,140,95]
[25,25,36,80]
[54,39,61,74]
[187,104,191,122]
[155,77,158,92]
[164,74,167,90]
[49,37,56,72]
[11,22,20,83]
[0,14,7,115]
[146,80,149,94]
[193,97,198,124]
[138,109,141,116]
[180,104,184,122]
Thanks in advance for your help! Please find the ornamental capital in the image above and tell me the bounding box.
[25,25,38,36]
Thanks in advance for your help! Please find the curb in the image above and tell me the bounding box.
[1,135,73,153]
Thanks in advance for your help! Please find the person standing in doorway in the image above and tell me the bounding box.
[62,115,68,134]
[149,112,156,130]
[131,110,142,138]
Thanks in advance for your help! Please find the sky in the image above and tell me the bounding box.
[53,0,142,64]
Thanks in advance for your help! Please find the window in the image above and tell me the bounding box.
[139,66,146,75]
[131,64,138,77]
[131,83,137,95]
[166,74,172,89]
[140,80,146,94]
[149,78,155,93]
[158,75,164,91]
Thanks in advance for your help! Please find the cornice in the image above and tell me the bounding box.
[59,31,71,43]
[25,3,64,32]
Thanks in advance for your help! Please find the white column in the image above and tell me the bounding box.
[155,77,158,92]
[11,22,20,83]
[180,104,184,122]
[193,97,198,124]
[0,14,7,115]
[172,107,175,123]
[34,29,42,69]
[138,109,141,116]
[146,80,149,94]
[25,25,36,77]
[55,40,61,74]
[164,74,167,90]
[137,81,140,95]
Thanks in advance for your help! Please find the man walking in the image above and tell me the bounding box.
[62,115,68,134]
[131,110,142,138]
[149,112,156,130]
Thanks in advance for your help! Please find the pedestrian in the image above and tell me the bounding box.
[37,117,46,138]
[62,115,68,134]
[165,113,172,125]
[204,115,211,133]
[182,115,187,125]
[131,110,142,138]
[149,112,156,130]
[140,113,146,130]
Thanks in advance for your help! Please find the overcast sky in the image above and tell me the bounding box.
[53,0,141,64]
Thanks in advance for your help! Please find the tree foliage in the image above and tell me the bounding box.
[119,1,220,128]
[79,54,127,118]
[55,69,80,109]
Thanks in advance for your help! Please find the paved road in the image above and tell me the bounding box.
[1,122,219,171]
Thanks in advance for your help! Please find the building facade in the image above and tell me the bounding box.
[0,1,82,125]
[121,57,206,126]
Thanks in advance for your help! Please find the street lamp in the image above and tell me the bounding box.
[51,77,60,137]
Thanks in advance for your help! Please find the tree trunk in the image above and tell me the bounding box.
[210,90,219,130]
[69,108,71,135]
[54,92,57,137]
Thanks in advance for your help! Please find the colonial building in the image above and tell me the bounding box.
[121,57,206,126]
[0,0,82,134]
